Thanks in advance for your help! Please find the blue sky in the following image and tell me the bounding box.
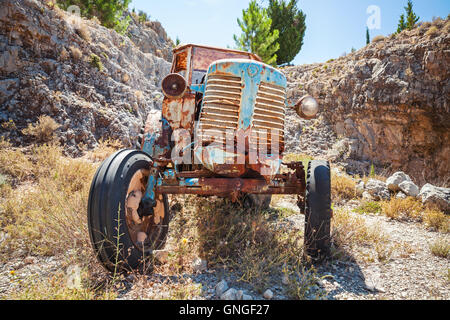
[130,0,450,65]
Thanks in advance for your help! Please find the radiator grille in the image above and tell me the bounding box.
[198,74,242,145]
[198,77,286,150]
[251,82,285,150]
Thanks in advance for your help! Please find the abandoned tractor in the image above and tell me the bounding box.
[88,44,331,272]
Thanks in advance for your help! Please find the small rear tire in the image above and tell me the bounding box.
[304,160,332,260]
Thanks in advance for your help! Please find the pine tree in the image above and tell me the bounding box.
[396,1,419,33]
[366,27,370,44]
[233,0,280,66]
[267,0,306,66]
[405,0,419,30]
[397,14,406,33]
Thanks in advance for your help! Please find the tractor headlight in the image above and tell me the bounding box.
[295,95,319,119]
[161,73,187,99]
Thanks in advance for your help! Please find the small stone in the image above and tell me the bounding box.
[242,294,253,300]
[263,289,274,300]
[362,191,374,200]
[220,288,237,300]
[23,256,36,265]
[355,181,365,196]
[396,191,407,199]
[153,250,169,264]
[398,181,419,197]
[215,280,228,297]
[236,290,244,300]
[192,257,207,273]
[282,274,289,285]
[386,172,411,192]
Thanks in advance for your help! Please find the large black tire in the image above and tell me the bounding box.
[242,194,272,210]
[304,160,331,260]
[88,149,170,272]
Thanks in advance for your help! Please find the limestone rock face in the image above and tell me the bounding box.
[0,0,171,154]
[283,19,450,185]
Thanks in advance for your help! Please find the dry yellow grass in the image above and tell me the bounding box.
[425,26,439,37]
[332,208,388,249]
[372,35,385,43]
[429,238,449,259]
[76,24,91,42]
[22,115,60,143]
[59,47,69,61]
[0,142,32,180]
[0,142,134,299]
[331,173,356,202]
[423,208,449,233]
[1,144,96,257]
[86,138,123,162]
[381,197,423,222]
[158,195,314,295]
[69,46,82,61]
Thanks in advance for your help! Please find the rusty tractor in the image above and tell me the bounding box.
[88,44,331,272]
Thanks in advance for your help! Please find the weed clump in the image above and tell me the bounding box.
[22,115,60,143]
[89,54,103,72]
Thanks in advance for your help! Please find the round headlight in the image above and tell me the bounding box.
[295,95,319,119]
[162,73,187,99]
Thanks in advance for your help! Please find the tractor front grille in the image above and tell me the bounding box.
[198,77,286,151]
[251,82,286,151]
[198,74,242,145]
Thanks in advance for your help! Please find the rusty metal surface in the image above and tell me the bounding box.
[162,94,196,134]
[174,44,262,63]
[192,47,256,71]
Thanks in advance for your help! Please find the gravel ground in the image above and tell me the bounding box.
[1,197,448,300]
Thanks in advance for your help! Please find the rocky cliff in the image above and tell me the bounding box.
[284,18,450,185]
[0,0,171,154]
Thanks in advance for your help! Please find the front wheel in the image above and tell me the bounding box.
[304,160,331,260]
[87,149,169,272]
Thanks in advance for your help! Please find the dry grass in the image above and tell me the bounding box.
[0,142,124,299]
[429,238,449,259]
[0,139,32,180]
[331,173,356,202]
[69,46,82,61]
[380,197,423,222]
[331,208,390,262]
[159,195,313,295]
[76,24,91,42]
[423,208,450,233]
[444,20,450,33]
[353,201,382,215]
[59,47,69,61]
[425,26,439,37]
[6,269,116,300]
[86,138,123,162]
[22,115,60,143]
[1,144,96,257]
[372,35,385,43]
[380,197,449,233]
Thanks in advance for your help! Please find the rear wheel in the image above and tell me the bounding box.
[304,160,331,260]
[88,149,169,272]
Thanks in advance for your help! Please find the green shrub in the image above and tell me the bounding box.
[89,54,103,72]
[56,0,131,34]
